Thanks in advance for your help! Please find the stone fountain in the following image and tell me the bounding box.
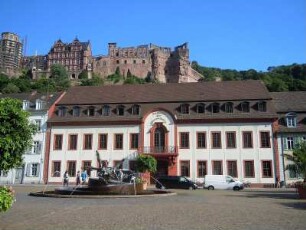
[29,151,175,198]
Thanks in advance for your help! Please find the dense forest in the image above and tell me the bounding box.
[192,62,306,92]
[0,63,305,94]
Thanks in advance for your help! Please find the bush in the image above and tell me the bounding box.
[136,155,157,173]
[0,186,15,212]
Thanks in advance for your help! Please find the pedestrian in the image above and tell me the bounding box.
[63,171,69,186]
[76,170,81,186]
[81,169,88,185]
[276,177,280,188]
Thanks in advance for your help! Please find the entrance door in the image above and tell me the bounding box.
[151,160,169,184]
[154,127,165,153]
[15,167,24,184]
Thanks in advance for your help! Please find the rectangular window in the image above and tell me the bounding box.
[197,161,207,178]
[33,141,41,154]
[84,134,93,150]
[180,161,190,177]
[52,161,61,177]
[226,132,236,148]
[0,170,8,177]
[83,161,91,176]
[130,133,139,149]
[244,160,255,178]
[287,137,294,150]
[243,131,253,148]
[35,119,42,131]
[227,161,237,177]
[211,132,222,148]
[260,132,271,148]
[113,160,123,169]
[197,132,206,148]
[115,134,123,149]
[69,134,78,150]
[98,134,108,149]
[262,161,272,178]
[26,163,39,177]
[54,134,63,150]
[129,160,137,171]
[180,132,190,149]
[67,161,76,177]
[212,161,222,175]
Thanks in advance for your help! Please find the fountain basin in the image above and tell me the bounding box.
[29,188,176,198]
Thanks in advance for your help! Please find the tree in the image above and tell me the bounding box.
[2,83,20,94]
[136,155,157,173]
[285,142,306,182]
[80,76,104,86]
[0,98,37,171]
[50,64,70,91]
[78,70,89,79]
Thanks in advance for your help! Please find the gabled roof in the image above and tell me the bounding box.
[0,92,63,111]
[58,80,271,105]
[271,91,306,113]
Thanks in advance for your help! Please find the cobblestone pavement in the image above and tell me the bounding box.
[0,185,305,230]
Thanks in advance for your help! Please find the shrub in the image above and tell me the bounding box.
[0,186,15,212]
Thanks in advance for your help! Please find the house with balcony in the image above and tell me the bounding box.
[46,81,278,187]
[271,91,306,186]
[0,92,63,184]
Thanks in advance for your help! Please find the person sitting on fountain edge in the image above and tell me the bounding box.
[81,169,88,185]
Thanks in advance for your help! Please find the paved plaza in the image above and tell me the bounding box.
[0,185,305,230]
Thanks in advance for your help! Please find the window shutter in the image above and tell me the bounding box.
[26,163,31,176]
[36,164,40,177]
[283,138,287,150]
[38,142,42,154]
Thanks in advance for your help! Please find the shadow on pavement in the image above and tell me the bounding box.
[226,190,306,210]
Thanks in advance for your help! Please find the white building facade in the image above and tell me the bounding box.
[0,93,62,184]
[45,81,279,187]
[272,92,306,186]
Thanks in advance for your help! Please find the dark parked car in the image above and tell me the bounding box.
[155,176,198,190]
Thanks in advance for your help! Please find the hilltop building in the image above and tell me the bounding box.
[47,38,92,79]
[0,32,23,76]
[93,42,202,83]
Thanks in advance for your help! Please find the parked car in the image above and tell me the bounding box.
[204,175,243,191]
[155,175,198,190]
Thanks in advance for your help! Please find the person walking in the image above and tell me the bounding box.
[76,171,81,186]
[63,171,69,186]
[81,169,88,185]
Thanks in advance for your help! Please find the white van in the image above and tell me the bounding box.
[204,175,243,191]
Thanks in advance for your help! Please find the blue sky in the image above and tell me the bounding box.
[0,0,305,71]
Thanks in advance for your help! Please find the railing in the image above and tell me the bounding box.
[138,146,178,155]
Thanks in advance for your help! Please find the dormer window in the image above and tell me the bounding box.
[23,100,30,110]
[102,105,110,116]
[58,106,66,117]
[180,104,189,114]
[131,105,140,115]
[36,99,46,110]
[211,103,220,113]
[286,112,297,128]
[240,101,250,113]
[87,106,95,116]
[224,102,233,113]
[117,105,125,116]
[195,103,205,114]
[72,106,80,117]
[258,101,267,112]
